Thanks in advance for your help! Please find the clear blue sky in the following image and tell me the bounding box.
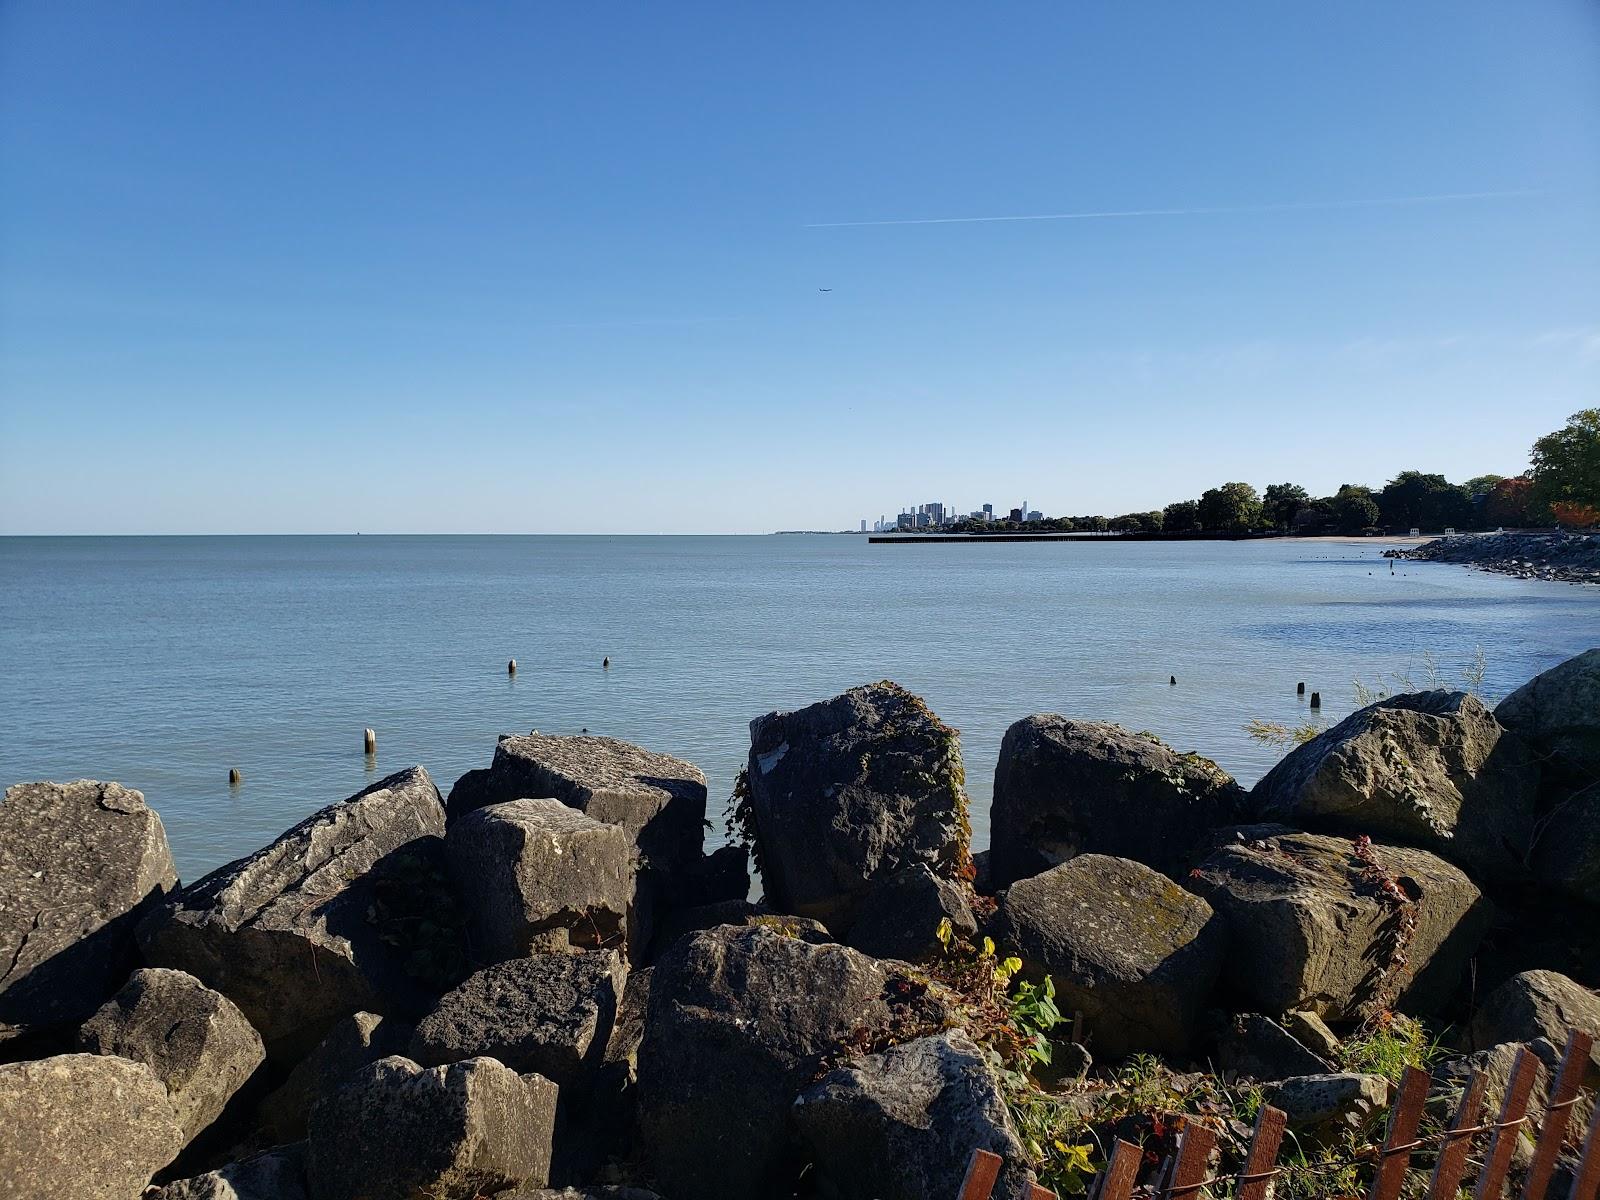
[2,2,1596,533]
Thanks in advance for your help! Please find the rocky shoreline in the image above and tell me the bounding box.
[2,655,1599,1200]
[1388,531,1600,584]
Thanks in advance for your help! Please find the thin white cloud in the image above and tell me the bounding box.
[804,189,1543,228]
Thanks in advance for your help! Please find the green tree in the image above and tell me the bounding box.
[1143,510,1164,533]
[1463,474,1505,496]
[1332,484,1379,534]
[1262,483,1310,530]
[1197,482,1263,532]
[1163,500,1200,532]
[1378,471,1473,531]
[1528,409,1600,518]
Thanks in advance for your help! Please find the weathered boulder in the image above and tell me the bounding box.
[1469,970,1600,1077]
[447,799,632,961]
[257,1011,410,1143]
[989,719,1246,887]
[444,768,495,824]
[993,855,1225,1058]
[846,864,978,962]
[1283,1009,1342,1059]
[159,1143,309,1200]
[1496,649,1600,780]
[1252,691,1537,883]
[0,780,178,1032]
[647,900,831,959]
[410,949,627,1093]
[637,924,896,1200]
[0,1052,185,1199]
[742,681,970,933]
[471,734,707,873]
[1265,1073,1388,1146]
[1214,1013,1330,1082]
[77,967,264,1144]
[307,1055,558,1200]
[1189,826,1490,1020]
[793,1030,1035,1200]
[137,767,447,1058]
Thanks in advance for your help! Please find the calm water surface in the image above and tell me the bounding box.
[2,535,1596,880]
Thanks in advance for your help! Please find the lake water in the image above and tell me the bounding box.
[2,534,1596,881]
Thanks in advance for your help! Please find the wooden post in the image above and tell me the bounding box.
[1369,1065,1431,1200]
[1429,1069,1488,1200]
[1297,681,1306,694]
[1094,1139,1142,1200]
[1520,1030,1595,1200]
[1474,1046,1541,1200]
[1163,1122,1216,1200]
[507,658,517,675]
[363,728,376,754]
[1310,691,1322,708]
[228,768,241,785]
[957,1148,1003,1200]
[1570,1095,1600,1200]
[1236,1105,1287,1200]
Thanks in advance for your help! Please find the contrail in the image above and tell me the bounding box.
[803,189,1543,228]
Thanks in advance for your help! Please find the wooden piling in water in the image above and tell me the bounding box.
[228,768,241,785]
[1309,691,1321,708]
[363,728,376,754]
[1297,681,1306,694]
[508,658,517,675]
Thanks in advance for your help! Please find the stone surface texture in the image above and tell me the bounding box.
[158,1144,309,1200]
[77,966,265,1144]
[989,718,1246,887]
[306,1055,557,1200]
[136,767,446,1057]
[1496,648,1600,779]
[994,854,1226,1057]
[743,681,970,934]
[846,864,978,962]
[447,799,632,961]
[0,1052,185,1200]
[0,779,178,1031]
[257,1011,410,1143]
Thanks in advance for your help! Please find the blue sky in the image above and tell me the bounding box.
[1,2,1596,533]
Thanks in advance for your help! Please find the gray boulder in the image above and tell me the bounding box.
[159,1144,309,1200]
[993,854,1226,1058]
[647,900,831,959]
[846,864,978,962]
[0,1052,185,1199]
[989,718,1246,887]
[472,734,707,873]
[1265,1073,1388,1146]
[257,1011,410,1143]
[793,1030,1035,1200]
[1213,1013,1330,1082]
[637,924,896,1200]
[1436,1037,1591,1164]
[1496,649,1600,779]
[447,799,632,961]
[307,1055,558,1200]
[77,967,265,1144]
[1470,970,1600,1078]
[0,780,178,1032]
[1189,826,1490,1020]
[743,681,970,933]
[410,949,628,1093]
[1252,691,1537,883]
[137,767,447,1058]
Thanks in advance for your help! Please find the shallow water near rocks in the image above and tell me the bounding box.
[2,534,1596,880]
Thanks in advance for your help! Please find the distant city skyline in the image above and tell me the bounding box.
[1,3,1596,534]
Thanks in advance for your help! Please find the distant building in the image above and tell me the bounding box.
[1027,510,1042,523]
[1008,507,1023,522]
[860,520,867,532]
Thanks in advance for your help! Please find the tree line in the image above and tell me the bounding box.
[937,409,1600,536]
